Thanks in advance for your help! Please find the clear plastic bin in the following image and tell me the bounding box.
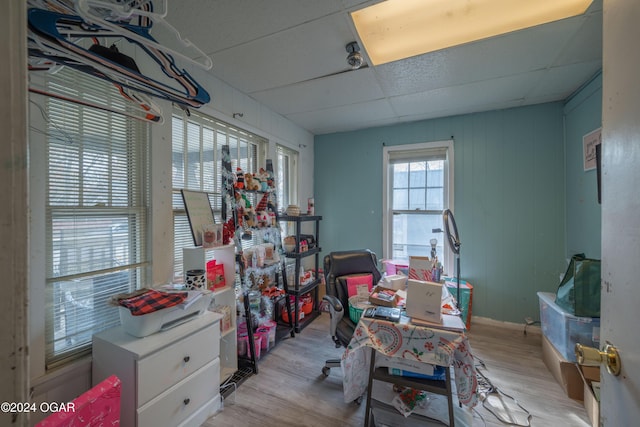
[537,291,600,362]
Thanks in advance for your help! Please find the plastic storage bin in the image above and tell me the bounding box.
[538,292,600,362]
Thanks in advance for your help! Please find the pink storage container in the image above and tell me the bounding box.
[383,259,409,276]
[252,334,262,359]
[256,327,270,351]
[262,320,277,348]
[237,333,248,356]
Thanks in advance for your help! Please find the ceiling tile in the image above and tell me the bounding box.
[250,67,384,115]
[208,14,358,93]
[286,99,395,134]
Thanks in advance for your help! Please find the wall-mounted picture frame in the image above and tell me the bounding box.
[181,189,215,247]
[583,127,602,171]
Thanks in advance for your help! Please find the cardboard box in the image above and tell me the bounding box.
[408,256,435,281]
[578,365,600,427]
[383,274,407,290]
[369,285,401,307]
[541,335,583,401]
[406,279,443,324]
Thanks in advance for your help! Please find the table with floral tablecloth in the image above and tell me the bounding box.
[341,315,478,408]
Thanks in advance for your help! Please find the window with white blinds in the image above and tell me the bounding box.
[44,68,150,368]
[172,108,266,279]
[275,144,298,211]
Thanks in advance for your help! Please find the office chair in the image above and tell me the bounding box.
[321,249,381,377]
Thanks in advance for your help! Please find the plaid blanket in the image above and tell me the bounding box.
[118,289,187,316]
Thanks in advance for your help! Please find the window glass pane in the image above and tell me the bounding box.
[392,213,444,260]
[393,163,408,188]
[427,160,444,186]
[408,189,425,210]
[426,189,444,211]
[409,161,426,187]
[392,189,408,210]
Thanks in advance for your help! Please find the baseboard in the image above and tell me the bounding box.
[471,316,542,336]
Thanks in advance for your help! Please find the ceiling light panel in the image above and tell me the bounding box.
[351,0,594,65]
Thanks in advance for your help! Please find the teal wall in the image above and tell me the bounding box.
[563,73,602,259]
[314,103,570,323]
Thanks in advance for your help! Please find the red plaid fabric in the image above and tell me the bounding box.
[118,289,187,316]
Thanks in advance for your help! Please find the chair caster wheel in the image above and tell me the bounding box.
[354,395,363,405]
[322,366,330,377]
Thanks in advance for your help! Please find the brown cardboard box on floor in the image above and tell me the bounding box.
[578,365,600,427]
[542,335,584,401]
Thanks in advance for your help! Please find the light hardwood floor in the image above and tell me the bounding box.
[204,314,591,427]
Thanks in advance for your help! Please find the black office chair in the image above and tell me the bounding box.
[321,249,381,377]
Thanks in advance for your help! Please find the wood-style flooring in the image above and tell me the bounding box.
[203,313,591,427]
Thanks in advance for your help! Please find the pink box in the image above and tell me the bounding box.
[36,375,121,427]
[382,259,409,276]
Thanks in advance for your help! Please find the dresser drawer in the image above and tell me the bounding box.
[137,322,220,405]
[138,358,220,427]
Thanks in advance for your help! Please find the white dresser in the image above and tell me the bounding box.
[92,311,223,427]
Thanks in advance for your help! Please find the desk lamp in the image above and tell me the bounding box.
[443,209,461,310]
[430,238,438,260]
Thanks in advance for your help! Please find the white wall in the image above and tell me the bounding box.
[27,41,314,424]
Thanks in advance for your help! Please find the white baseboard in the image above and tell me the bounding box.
[471,315,542,336]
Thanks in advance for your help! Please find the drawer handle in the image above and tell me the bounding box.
[183,398,190,406]
[183,356,190,363]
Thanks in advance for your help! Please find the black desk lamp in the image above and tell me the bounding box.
[443,209,461,310]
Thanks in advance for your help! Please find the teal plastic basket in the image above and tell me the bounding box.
[348,296,368,323]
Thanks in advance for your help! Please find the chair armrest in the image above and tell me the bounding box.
[323,295,344,347]
[322,294,343,312]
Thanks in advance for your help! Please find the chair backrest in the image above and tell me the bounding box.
[324,250,382,309]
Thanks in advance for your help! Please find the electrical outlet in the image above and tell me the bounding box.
[525,316,535,325]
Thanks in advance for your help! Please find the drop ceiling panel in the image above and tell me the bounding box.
[251,67,384,115]
[286,98,395,134]
[528,61,602,100]
[165,0,348,55]
[208,14,356,94]
[389,72,546,117]
[550,13,603,66]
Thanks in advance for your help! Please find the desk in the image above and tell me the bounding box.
[341,316,478,408]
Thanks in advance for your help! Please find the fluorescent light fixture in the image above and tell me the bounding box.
[351,0,594,65]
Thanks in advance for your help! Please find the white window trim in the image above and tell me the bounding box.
[275,144,298,211]
[382,140,455,275]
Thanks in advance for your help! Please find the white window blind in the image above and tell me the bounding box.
[172,108,266,279]
[45,67,150,368]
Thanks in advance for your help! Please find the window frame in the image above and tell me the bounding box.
[171,107,267,280]
[275,144,298,211]
[382,140,455,275]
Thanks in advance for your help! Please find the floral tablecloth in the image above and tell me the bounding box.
[341,316,478,407]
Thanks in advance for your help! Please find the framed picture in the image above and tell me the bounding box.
[202,223,223,248]
[181,189,215,247]
[583,127,602,171]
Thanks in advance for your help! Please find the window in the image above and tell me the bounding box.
[383,140,454,274]
[275,144,298,210]
[172,108,266,278]
[44,68,150,368]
